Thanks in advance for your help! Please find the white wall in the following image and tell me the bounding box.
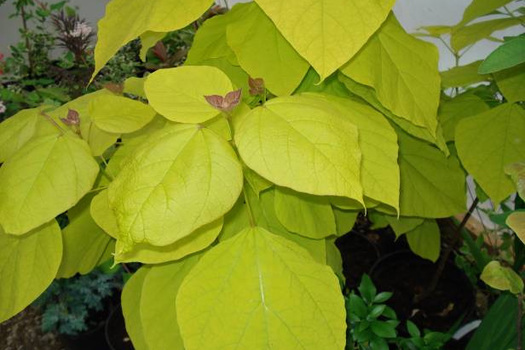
[0,0,522,70]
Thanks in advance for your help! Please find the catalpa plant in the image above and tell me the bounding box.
[0,0,523,349]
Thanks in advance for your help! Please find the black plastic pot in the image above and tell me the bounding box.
[105,305,134,350]
[370,250,475,333]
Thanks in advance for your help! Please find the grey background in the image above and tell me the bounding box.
[0,0,522,70]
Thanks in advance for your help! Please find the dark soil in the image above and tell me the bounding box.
[0,307,65,350]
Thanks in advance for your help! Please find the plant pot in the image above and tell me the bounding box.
[105,305,134,350]
[370,250,475,333]
[336,231,380,290]
[62,319,108,350]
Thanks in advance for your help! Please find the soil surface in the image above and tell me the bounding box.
[0,307,65,350]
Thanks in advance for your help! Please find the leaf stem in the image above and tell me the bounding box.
[40,111,66,135]
[243,186,256,227]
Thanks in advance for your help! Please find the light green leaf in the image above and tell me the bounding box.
[177,226,346,350]
[139,31,166,61]
[440,60,489,88]
[227,2,309,96]
[294,68,351,98]
[274,186,336,239]
[49,89,120,156]
[91,190,120,238]
[89,95,156,133]
[507,211,525,245]
[185,4,246,65]
[385,216,424,238]
[115,218,222,264]
[460,0,515,25]
[140,256,199,350]
[123,77,146,98]
[481,260,524,294]
[57,194,114,278]
[93,0,212,79]
[256,189,327,263]
[244,166,272,197]
[144,66,234,123]
[405,219,441,262]
[326,237,344,280]
[0,220,62,323]
[415,25,453,38]
[456,103,525,204]
[235,95,363,202]
[122,267,150,350]
[507,211,525,244]
[302,93,400,211]
[479,37,525,74]
[0,133,99,234]
[254,0,394,80]
[338,73,449,155]
[193,57,251,94]
[202,115,232,141]
[341,14,440,136]
[452,16,525,52]
[219,198,251,242]
[397,131,466,217]
[0,106,57,163]
[495,63,525,102]
[505,161,525,201]
[333,207,359,236]
[439,92,490,142]
[108,124,243,249]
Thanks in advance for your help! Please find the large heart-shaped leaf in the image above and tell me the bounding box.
[235,95,363,203]
[0,133,99,234]
[254,0,394,80]
[177,226,346,350]
[108,124,242,249]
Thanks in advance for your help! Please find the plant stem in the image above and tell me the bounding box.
[20,5,34,76]
[243,186,256,227]
[518,293,523,350]
[503,5,525,28]
[417,197,480,302]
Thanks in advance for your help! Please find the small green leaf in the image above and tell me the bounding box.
[405,219,441,262]
[452,16,525,52]
[479,36,525,74]
[139,31,166,61]
[0,221,62,323]
[0,134,99,234]
[333,207,359,236]
[373,292,393,304]
[369,304,386,319]
[440,60,489,88]
[456,103,525,204]
[177,226,346,350]
[406,320,421,338]
[495,63,525,103]
[348,293,368,319]
[358,274,377,303]
[385,216,424,238]
[371,320,397,338]
[144,66,234,123]
[460,0,514,25]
